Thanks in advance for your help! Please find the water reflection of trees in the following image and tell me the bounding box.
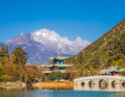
[0,90,27,97]
[114,93,125,97]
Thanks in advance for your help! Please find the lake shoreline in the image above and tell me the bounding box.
[0,82,26,90]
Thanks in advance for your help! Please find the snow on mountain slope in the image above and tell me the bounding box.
[31,29,90,54]
[6,29,90,65]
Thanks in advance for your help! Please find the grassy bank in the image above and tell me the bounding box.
[32,81,73,90]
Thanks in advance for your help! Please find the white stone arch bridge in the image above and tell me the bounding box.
[74,75,125,91]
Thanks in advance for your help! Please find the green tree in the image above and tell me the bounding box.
[0,45,9,66]
[11,47,27,82]
[0,68,5,81]
[11,47,27,65]
[47,72,66,81]
[25,65,42,83]
[0,45,10,81]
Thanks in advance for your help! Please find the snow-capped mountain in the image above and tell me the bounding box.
[6,29,90,65]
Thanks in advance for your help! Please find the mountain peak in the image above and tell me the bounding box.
[6,28,90,65]
[32,29,57,37]
[31,28,90,47]
[31,29,61,43]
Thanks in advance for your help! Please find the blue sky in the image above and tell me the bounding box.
[0,0,125,42]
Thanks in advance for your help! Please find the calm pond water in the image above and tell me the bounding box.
[0,90,120,97]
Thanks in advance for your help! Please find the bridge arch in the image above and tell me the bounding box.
[122,81,125,88]
[81,82,85,87]
[99,79,108,89]
[88,80,95,88]
[111,80,118,88]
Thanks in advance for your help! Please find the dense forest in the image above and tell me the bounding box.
[66,19,125,76]
[0,45,42,82]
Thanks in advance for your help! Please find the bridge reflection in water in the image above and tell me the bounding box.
[74,75,125,91]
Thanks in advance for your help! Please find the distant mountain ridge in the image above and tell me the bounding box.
[67,19,125,69]
[5,29,90,65]
[0,43,3,47]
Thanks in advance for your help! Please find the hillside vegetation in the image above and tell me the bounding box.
[66,19,125,76]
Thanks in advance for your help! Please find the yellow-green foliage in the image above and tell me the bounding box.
[0,45,42,82]
[66,19,125,76]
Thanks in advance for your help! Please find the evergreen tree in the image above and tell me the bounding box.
[0,45,9,66]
